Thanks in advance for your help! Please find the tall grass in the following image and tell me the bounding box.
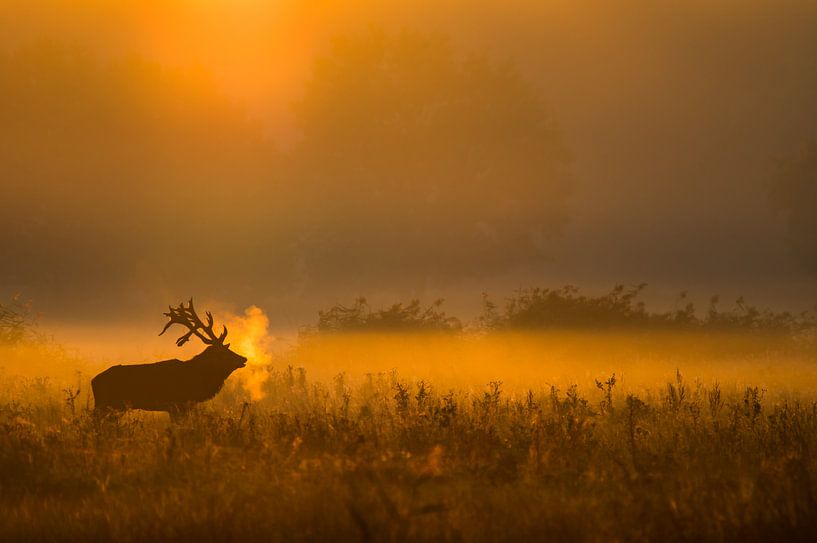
[1,367,816,542]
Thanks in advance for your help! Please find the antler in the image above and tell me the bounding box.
[159,298,228,347]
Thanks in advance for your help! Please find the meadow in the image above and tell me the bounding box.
[1,291,817,542]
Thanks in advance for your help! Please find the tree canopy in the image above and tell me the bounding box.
[770,143,817,277]
[287,29,571,288]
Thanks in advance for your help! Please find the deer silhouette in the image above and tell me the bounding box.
[92,299,247,420]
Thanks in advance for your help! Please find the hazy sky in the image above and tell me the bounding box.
[2,0,816,327]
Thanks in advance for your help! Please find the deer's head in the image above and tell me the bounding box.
[159,299,248,372]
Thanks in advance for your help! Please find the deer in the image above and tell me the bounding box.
[91,299,248,420]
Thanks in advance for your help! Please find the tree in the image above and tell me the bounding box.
[0,43,279,300]
[287,28,571,288]
[769,143,817,276]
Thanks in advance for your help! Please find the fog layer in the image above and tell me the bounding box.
[2,0,816,326]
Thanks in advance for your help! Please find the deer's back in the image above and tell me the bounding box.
[92,358,211,411]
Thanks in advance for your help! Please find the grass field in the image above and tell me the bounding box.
[1,330,816,542]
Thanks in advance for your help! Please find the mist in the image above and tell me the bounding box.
[2,0,817,335]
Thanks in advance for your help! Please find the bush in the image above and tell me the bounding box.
[0,295,34,346]
[479,284,817,332]
[309,297,462,334]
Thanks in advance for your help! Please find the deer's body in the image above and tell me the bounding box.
[91,300,247,419]
[92,346,246,414]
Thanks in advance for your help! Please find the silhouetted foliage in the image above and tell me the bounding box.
[311,297,461,333]
[479,285,817,332]
[479,284,652,330]
[310,286,816,335]
[0,295,34,345]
